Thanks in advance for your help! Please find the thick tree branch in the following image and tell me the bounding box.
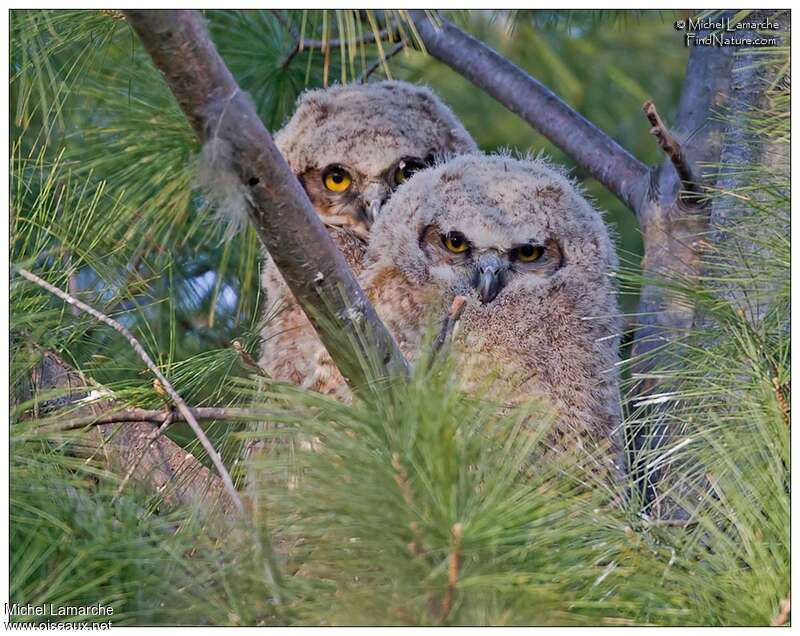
[408,10,650,213]
[630,35,734,376]
[123,9,409,393]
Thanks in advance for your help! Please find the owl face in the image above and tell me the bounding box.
[299,154,435,231]
[274,81,477,233]
[366,154,616,308]
[420,224,564,303]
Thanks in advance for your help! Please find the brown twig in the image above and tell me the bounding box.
[16,266,246,517]
[392,453,426,558]
[772,377,790,426]
[438,522,463,624]
[28,405,271,435]
[305,30,389,50]
[22,350,232,510]
[21,349,236,515]
[272,9,389,49]
[273,9,390,70]
[772,594,790,626]
[641,517,698,528]
[359,41,405,83]
[431,295,467,358]
[643,100,704,206]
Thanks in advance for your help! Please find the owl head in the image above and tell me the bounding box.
[275,80,477,231]
[366,153,618,310]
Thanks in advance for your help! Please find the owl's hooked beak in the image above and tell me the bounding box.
[473,252,508,304]
[365,198,382,225]
[361,182,389,227]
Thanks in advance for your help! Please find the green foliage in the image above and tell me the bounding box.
[9,9,789,627]
[620,43,790,626]
[243,360,638,625]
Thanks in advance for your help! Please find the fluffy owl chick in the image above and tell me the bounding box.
[362,154,623,471]
[260,81,476,396]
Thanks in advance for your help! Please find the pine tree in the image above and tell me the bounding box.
[9,9,790,626]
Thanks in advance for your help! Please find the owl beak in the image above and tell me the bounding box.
[473,253,507,304]
[365,198,383,225]
[361,183,389,227]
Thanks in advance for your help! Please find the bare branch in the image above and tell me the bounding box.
[642,100,704,207]
[20,349,235,515]
[31,405,272,435]
[431,295,467,358]
[360,41,405,83]
[16,266,246,516]
[305,30,389,50]
[19,348,284,605]
[438,522,463,624]
[271,9,389,49]
[407,10,649,214]
[123,9,409,393]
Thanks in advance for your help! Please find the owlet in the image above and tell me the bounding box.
[362,153,623,474]
[259,80,476,397]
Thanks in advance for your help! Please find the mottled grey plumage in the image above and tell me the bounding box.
[259,81,476,394]
[362,153,623,473]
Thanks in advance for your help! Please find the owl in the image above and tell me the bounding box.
[361,154,624,474]
[259,80,477,396]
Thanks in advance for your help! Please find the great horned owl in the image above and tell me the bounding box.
[259,81,477,396]
[362,154,623,473]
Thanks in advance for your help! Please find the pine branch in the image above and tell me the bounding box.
[407,10,650,214]
[16,266,246,516]
[34,405,273,434]
[123,9,409,393]
[21,349,235,515]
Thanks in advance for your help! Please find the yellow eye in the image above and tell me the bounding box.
[323,167,352,193]
[441,231,470,254]
[515,244,544,262]
[394,159,426,185]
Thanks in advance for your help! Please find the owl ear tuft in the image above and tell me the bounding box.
[294,88,335,125]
